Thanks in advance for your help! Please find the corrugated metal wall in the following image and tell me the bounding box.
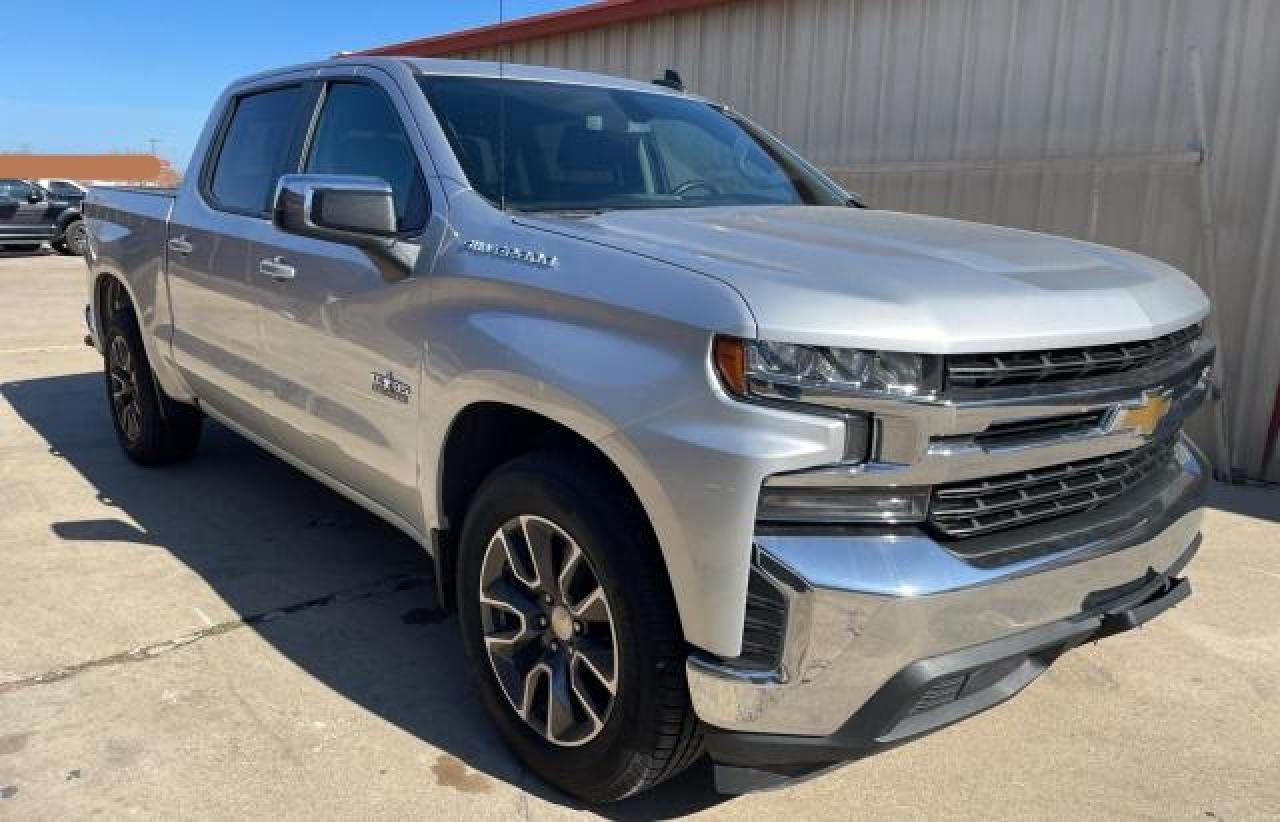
[455,0,1280,482]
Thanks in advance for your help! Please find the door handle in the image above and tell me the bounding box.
[258,256,296,282]
[167,236,193,255]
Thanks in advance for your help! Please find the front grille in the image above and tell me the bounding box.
[929,437,1178,539]
[946,324,1200,390]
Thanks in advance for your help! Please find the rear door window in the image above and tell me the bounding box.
[208,86,308,215]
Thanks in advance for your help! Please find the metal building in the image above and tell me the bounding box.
[362,0,1280,483]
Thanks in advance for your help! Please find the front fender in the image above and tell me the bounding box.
[416,225,843,654]
[421,350,843,658]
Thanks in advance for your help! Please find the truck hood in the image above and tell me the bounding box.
[522,206,1209,353]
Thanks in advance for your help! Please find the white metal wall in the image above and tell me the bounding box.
[456,0,1280,481]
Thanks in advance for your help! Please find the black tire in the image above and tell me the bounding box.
[59,220,89,256]
[102,287,202,465]
[456,453,703,803]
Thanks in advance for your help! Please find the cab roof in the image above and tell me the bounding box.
[233,56,695,100]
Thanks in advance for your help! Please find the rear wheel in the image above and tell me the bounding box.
[101,280,202,465]
[456,454,703,803]
[59,220,89,256]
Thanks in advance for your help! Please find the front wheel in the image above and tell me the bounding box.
[456,454,703,803]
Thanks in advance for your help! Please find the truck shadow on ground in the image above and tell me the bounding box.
[1,371,726,819]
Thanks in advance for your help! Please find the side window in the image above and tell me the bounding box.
[305,82,428,232]
[208,86,306,215]
[0,179,33,200]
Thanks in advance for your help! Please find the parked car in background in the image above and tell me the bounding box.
[0,178,87,255]
[36,178,89,206]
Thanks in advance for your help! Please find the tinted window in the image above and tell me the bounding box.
[209,86,306,214]
[418,76,844,212]
[305,83,427,232]
[49,181,83,196]
[0,179,34,200]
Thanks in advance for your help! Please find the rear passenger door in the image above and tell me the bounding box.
[250,77,431,522]
[167,82,315,436]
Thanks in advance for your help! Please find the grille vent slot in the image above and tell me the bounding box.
[930,437,1178,539]
[972,410,1108,448]
[739,565,788,670]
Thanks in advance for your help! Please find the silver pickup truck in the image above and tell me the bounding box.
[83,57,1214,802]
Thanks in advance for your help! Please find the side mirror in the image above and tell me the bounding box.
[272,174,397,249]
[28,189,44,204]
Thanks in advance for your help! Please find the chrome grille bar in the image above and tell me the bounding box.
[929,437,1177,539]
[946,325,1201,390]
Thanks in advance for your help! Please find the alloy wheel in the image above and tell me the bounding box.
[67,222,89,255]
[478,515,619,747]
[109,336,143,442]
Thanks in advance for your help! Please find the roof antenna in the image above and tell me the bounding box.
[498,0,507,213]
[652,69,684,92]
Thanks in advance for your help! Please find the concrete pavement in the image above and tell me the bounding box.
[1,252,1277,819]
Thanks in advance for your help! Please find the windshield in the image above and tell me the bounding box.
[418,76,845,212]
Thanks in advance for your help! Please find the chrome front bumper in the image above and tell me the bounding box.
[688,436,1207,737]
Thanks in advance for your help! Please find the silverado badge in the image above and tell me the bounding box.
[1110,390,1173,437]
[371,370,412,404]
[463,238,559,268]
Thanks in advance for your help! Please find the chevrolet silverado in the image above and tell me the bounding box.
[83,58,1214,802]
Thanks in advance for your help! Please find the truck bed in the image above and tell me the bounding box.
[83,185,177,356]
[84,185,176,293]
[85,186,176,223]
[97,186,178,196]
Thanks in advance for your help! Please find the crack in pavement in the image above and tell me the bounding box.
[0,344,89,355]
[0,572,435,696]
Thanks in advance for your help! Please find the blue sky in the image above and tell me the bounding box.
[3,0,577,170]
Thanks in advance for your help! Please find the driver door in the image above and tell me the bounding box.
[250,77,431,523]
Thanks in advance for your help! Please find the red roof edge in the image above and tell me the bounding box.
[355,0,733,57]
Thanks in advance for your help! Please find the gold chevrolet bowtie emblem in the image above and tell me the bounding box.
[1113,391,1173,437]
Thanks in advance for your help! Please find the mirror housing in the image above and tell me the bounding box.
[27,189,44,204]
[272,174,397,249]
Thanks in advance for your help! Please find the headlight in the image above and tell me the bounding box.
[713,336,941,405]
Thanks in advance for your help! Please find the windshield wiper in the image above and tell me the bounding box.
[513,207,614,217]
